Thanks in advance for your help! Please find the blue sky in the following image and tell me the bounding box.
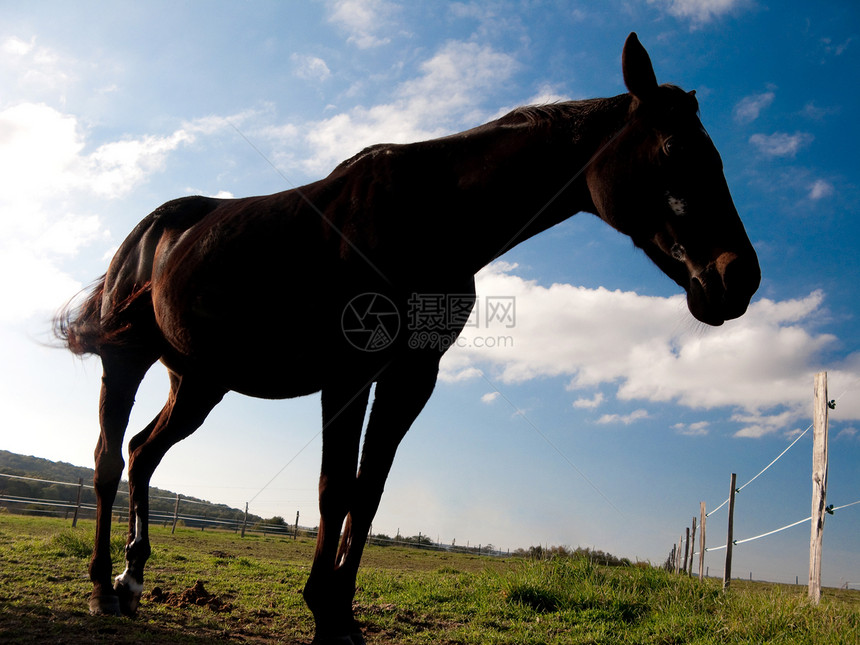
[1,1,858,588]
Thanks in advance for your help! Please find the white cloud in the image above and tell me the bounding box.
[291,54,331,81]
[526,84,574,108]
[0,102,216,203]
[0,36,73,96]
[800,102,838,121]
[836,427,857,441]
[84,130,193,198]
[3,36,35,56]
[749,132,814,158]
[820,36,852,57]
[481,391,500,404]
[439,263,855,435]
[808,179,834,200]
[596,409,649,425]
[296,41,517,174]
[732,409,799,438]
[0,247,83,323]
[327,0,399,49]
[648,0,749,24]
[0,102,249,322]
[673,421,710,436]
[572,393,604,409]
[733,91,774,124]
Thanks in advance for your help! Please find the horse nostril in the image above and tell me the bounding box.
[671,243,686,262]
[722,252,761,298]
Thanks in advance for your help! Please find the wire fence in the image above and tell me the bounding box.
[666,373,859,592]
[0,471,510,557]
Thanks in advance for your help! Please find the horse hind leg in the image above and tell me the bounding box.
[331,360,439,643]
[89,350,158,616]
[303,382,370,644]
[113,370,225,616]
[305,362,437,645]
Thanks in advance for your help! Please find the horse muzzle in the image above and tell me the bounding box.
[687,250,761,326]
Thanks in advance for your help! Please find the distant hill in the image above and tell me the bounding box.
[0,450,264,528]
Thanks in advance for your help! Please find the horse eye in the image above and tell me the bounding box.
[662,138,678,156]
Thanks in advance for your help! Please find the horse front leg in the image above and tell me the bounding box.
[109,410,162,616]
[304,383,370,645]
[90,433,125,616]
[333,361,439,643]
[114,371,225,616]
[89,354,155,616]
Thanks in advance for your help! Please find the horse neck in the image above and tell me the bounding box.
[438,94,632,274]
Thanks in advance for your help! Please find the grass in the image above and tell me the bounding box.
[0,514,857,644]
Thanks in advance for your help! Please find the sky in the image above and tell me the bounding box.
[1,0,858,588]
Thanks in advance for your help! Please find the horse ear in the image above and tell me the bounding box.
[622,32,658,102]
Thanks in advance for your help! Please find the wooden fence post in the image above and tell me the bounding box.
[675,533,683,574]
[688,517,696,576]
[241,502,249,538]
[808,371,829,604]
[71,477,83,527]
[682,527,690,574]
[294,510,300,540]
[171,493,181,534]
[699,502,706,581]
[722,473,737,590]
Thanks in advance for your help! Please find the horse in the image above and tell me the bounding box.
[55,33,759,644]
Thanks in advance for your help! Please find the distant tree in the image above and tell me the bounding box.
[402,534,433,546]
[512,545,632,566]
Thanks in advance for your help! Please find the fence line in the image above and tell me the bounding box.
[703,516,811,553]
[706,424,812,518]
[0,472,510,557]
[705,368,857,520]
[0,491,301,537]
[668,372,858,594]
[0,474,218,504]
[0,472,87,487]
[699,499,860,554]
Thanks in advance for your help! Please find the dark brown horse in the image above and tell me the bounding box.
[55,34,759,644]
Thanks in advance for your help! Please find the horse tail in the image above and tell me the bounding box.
[54,275,159,357]
[54,196,222,357]
[54,277,110,356]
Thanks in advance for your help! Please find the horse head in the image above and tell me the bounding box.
[587,33,760,326]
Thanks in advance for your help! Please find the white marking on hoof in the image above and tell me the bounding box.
[115,569,144,593]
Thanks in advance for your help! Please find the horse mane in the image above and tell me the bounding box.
[498,102,585,125]
[333,143,394,172]
[334,96,635,174]
[496,95,632,140]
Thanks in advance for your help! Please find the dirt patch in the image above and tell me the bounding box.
[210,550,235,559]
[147,580,234,613]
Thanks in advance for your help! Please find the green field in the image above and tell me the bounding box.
[0,515,857,644]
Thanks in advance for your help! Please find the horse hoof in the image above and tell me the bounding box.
[114,581,142,617]
[89,594,122,616]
